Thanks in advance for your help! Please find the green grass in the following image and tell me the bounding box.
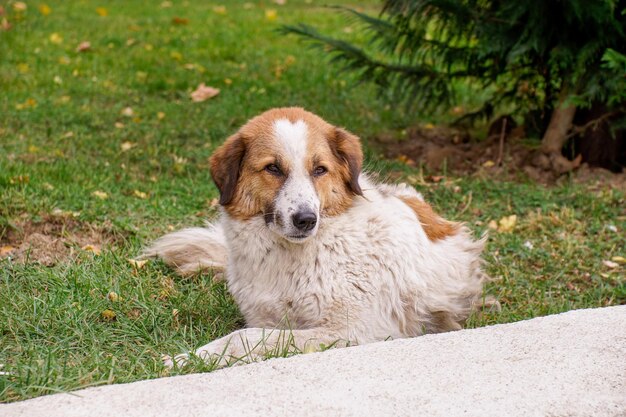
[1,0,624,403]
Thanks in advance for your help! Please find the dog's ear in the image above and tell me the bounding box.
[329,127,363,196]
[210,133,246,205]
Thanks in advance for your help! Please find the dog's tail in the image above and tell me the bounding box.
[140,223,228,277]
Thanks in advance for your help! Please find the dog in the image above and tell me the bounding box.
[143,107,494,368]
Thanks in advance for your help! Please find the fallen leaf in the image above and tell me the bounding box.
[38,4,52,15]
[1,18,11,31]
[121,107,134,117]
[170,51,182,61]
[482,160,495,168]
[605,224,618,233]
[49,32,63,44]
[498,215,517,233]
[82,245,100,255]
[17,63,29,73]
[13,2,27,12]
[611,256,626,264]
[76,41,91,52]
[265,9,277,20]
[157,112,166,120]
[96,7,108,16]
[213,5,227,14]
[114,122,125,129]
[101,309,116,321]
[9,175,29,185]
[15,98,37,110]
[107,291,119,302]
[127,259,148,269]
[133,190,148,199]
[487,220,498,230]
[160,1,172,8]
[171,17,189,25]
[120,141,135,151]
[602,260,619,269]
[0,246,15,256]
[54,75,62,84]
[92,190,108,200]
[190,83,220,102]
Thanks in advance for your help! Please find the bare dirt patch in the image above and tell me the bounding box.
[0,215,120,266]
[374,124,626,189]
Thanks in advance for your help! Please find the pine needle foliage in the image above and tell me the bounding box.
[281,1,626,124]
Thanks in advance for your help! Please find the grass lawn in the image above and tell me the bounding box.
[1,0,624,403]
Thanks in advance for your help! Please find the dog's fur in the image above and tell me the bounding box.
[143,108,493,368]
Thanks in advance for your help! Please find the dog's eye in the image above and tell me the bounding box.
[264,164,282,176]
[313,166,328,177]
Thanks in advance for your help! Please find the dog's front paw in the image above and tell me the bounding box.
[162,353,190,369]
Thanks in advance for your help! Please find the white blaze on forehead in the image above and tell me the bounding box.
[271,118,320,239]
[273,119,308,170]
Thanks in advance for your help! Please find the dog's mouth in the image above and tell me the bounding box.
[284,233,313,243]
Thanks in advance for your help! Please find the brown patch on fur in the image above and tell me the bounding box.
[398,196,459,241]
[209,107,364,220]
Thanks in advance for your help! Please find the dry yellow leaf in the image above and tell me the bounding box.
[49,32,63,44]
[92,190,108,200]
[265,9,277,20]
[128,259,148,269]
[96,7,108,16]
[133,190,148,199]
[17,63,29,74]
[487,220,498,230]
[498,215,517,233]
[213,5,227,14]
[39,4,52,15]
[482,160,495,168]
[611,256,626,264]
[15,98,37,110]
[157,112,166,120]
[81,244,101,255]
[190,83,220,102]
[13,2,27,12]
[107,291,119,302]
[170,51,183,61]
[121,107,134,117]
[120,141,135,151]
[0,246,15,256]
[101,309,116,321]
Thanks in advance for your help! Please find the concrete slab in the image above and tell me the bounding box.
[2,306,625,417]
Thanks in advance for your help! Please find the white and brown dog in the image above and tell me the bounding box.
[144,107,493,368]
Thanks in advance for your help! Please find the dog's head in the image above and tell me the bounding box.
[210,107,363,243]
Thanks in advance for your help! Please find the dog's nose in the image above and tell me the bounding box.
[292,210,317,232]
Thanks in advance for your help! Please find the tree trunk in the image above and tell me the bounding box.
[540,89,581,174]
